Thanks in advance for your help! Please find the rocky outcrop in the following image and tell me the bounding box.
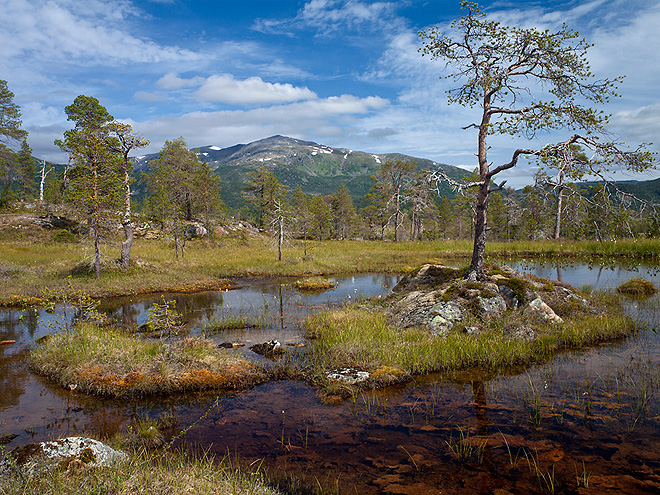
[388,264,593,338]
[0,437,126,476]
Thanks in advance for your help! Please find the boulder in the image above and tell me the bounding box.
[33,214,76,230]
[184,223,208,239]
[523,298,563,324]
[394,264,461,292]
[497,284,520,309]
[0,437,126,476]
[250,340,285,357]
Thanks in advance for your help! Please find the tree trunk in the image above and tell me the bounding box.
[120,219,133,269]
[120,157,133,269]
[466,180,489,281]
[554,174,565,240]
[94,231,101,279]
[466,91,492,281]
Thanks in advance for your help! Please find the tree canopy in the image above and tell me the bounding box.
[420,1,655,280]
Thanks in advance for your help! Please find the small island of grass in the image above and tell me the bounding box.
[30,325,269,398]
[292,276,337,292]
[616,278,658,298]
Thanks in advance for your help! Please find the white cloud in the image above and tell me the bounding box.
[195,75,318,105]
[0,0,202,64]
[254,0,405,35]
[156,73,206,90]
[133,91,166,102]
[124,94,389,154]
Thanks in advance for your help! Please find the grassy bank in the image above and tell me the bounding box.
[0,447,280,495]
[306,296,637,384]
[30,324,269,398]
[1,236,659,306]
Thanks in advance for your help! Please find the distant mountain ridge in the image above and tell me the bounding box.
[132,135,469,209]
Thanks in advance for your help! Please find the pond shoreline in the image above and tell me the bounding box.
[1,264,659,495]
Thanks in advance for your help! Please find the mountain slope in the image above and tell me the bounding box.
[133,135,470,209]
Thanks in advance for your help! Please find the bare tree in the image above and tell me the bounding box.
[107,122,149,269]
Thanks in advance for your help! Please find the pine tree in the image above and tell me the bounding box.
[55,95,122,278]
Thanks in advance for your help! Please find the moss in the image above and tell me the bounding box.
[292,277,337,292]
[52,229,76,243]
[617,278,657,298]
[498,276,531,304]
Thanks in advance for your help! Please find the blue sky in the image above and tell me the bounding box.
[2,0,659,187]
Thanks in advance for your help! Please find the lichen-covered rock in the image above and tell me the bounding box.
[0,437,126,476]
[428,301,463,335]
[394,264,461,292]
[497,284,520,309]
[523,298,563,324]
[476,295,507,318]
[508,325,536,340]
[326,368,370,385]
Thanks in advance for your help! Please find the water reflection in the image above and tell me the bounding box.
[0,266,659,494]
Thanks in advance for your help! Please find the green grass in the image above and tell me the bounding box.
[203,314,269,332]
[1,236,658,306]
[305,297,637,378]
[0,447,281,495]
[616,278,658,297]
[30,324,268,398]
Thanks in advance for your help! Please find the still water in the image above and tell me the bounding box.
[1,266,659,494]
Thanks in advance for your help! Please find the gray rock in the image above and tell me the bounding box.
[476,295,507,318]
[428,301,463,335]
[555,286,589,308]
[523,298,563,324]
[250,340,284,357]
[497,284,519,309]
[326,368,370,385]
[184,223,208,239]
[0,437,126,476]
[464,326,483,335]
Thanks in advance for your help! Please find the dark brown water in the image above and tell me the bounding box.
[1,267,659,494]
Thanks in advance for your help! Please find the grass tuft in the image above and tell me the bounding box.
[0,446,281,495]
[616,278,657,297]
[30,324,268,398]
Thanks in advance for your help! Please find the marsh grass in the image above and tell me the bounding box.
[204,313,270,333]
[0,447,281,495]
[1,236,658,306]
[29,324,268,398]
[305,297,637,381]
[616,278,658,297]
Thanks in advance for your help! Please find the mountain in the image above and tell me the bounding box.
[611,177,660,205]
[132,135,470,210]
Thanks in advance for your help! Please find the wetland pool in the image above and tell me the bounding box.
[1,265,659,494]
